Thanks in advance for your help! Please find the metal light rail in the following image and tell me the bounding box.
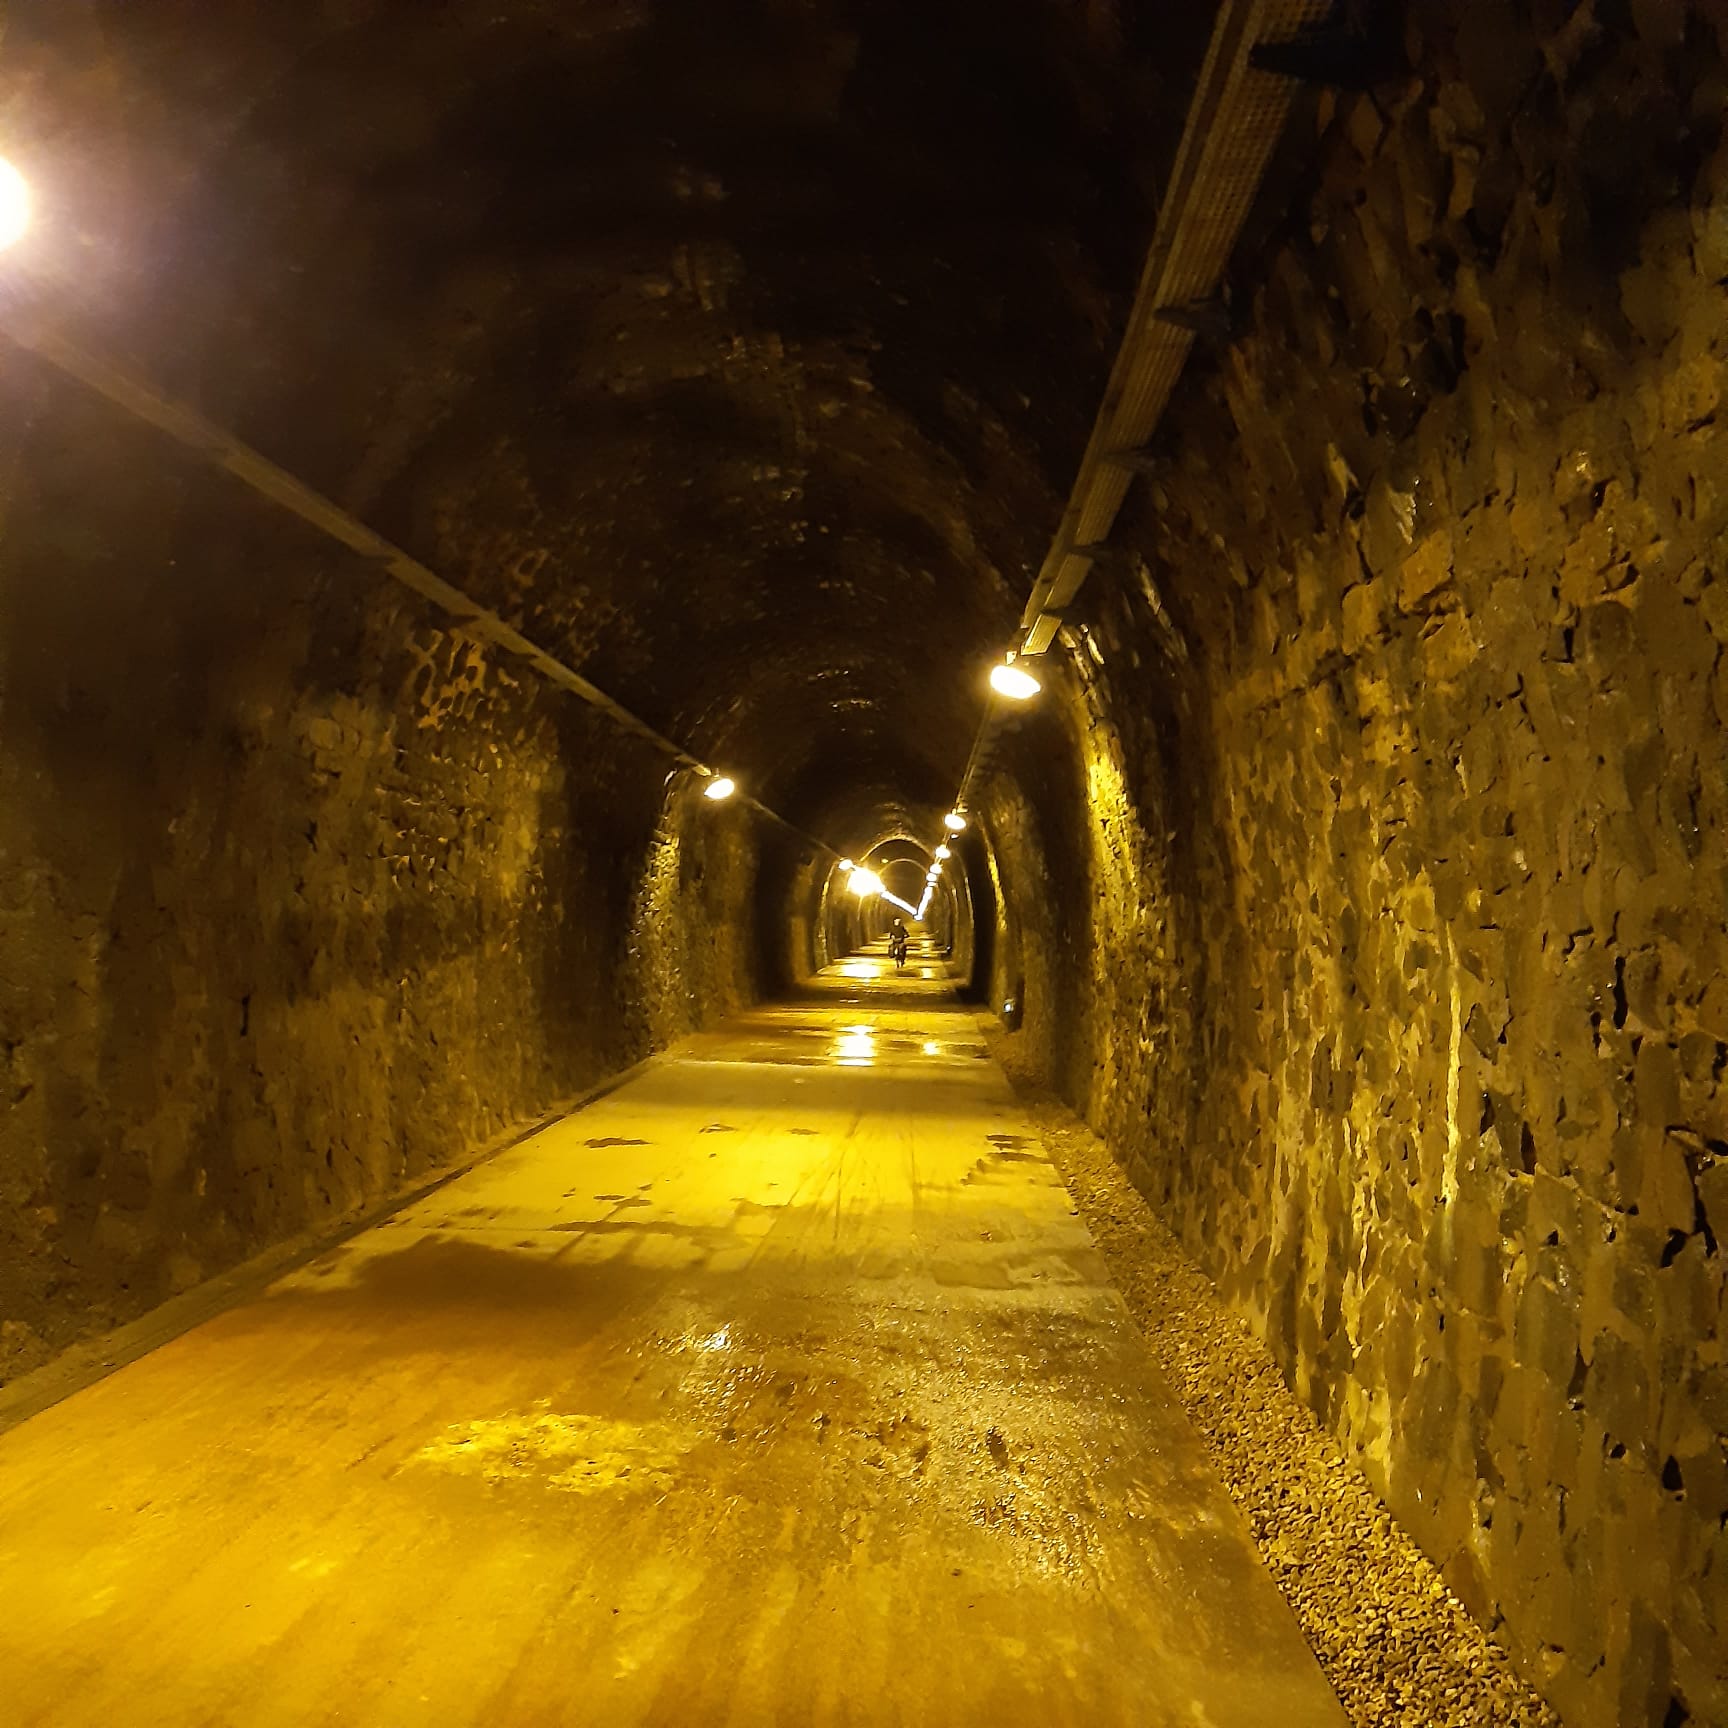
[0,305,836,862]
[938,0,1329,842]
[1015,0,1331,658]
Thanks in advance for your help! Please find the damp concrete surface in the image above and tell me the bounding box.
[0,943,1344,1726]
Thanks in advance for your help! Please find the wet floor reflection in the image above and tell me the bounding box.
[0,936,1347,1728]
[836,1024,876,1066]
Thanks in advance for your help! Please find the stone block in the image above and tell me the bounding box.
[1340,580,1385,653]
[1590,1331,1656,1452]
[1420,610,1479,682]
[1696,1159,1728,1246]
[1634,1040,1681,1125]
[1398,528,1454,610]
[1517,1272,1581,1388]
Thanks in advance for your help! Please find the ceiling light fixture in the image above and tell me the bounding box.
[0,159,31,251]
[989,659,1041,701]
[703,775,736,801]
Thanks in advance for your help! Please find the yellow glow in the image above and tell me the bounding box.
[922,1041,939,1056]
[838,959,874,978]
[934,844,951,860]
[989,660,1041,701]
[703,775,736,801]
[838,858,855,873]
[836,1028,875,1066]
[943,812,966,832]
[0,160,30,251]
[849,868,883,898]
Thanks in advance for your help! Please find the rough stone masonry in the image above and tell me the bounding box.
[981,5,1728,1725]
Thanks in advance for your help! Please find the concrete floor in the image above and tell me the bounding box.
[0,944,1345,1727]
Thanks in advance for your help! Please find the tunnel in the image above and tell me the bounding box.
[0,3,1724,1725]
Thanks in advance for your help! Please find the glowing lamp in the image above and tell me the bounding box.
[703,775,736,801]
[0,160,30,251]
[849,868,883,898]
[989,660,1041,701]
[934,844,951,860]
[943,812,966,833]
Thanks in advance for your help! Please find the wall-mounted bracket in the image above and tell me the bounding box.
[1249,11,1396,89]
[1153,297,1232,343]
[1101,446,1160,475]
[1021,613,1063,657]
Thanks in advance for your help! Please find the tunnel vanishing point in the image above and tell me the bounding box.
[0,3,1725,1726]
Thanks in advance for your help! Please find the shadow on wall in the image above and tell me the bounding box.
[953,824,999,1006]
[976,9,1728,1727]
[977,684,1123,1104]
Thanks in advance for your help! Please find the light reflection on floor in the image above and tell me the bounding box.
[835,1027,876,1066]
[0,929,1347,1727]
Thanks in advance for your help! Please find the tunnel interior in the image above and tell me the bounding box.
[2,5,1726,1727]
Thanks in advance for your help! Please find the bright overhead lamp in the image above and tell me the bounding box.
[849,868,883,898]
[989,659,1041,701]
[0,160,30,251]
[703,775,736,801]
[934,844,951,860]
[837,858,855,873]
[943,812,966,833]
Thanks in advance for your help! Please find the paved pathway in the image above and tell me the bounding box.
[0,944,1344,1726]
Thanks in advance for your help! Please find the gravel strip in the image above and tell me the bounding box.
[987,1027,1561,1728]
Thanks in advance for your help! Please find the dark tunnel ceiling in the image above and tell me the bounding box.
[7,0,1212,848]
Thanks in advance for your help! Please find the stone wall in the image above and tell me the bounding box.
[0,371,764,1386]
[986,6,1728,1725]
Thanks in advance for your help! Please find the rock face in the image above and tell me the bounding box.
[983,6,1728,1725]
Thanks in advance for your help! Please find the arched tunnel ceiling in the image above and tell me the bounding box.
[4,0,1211,839]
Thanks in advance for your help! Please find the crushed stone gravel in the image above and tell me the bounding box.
[988,1026,1563,1728]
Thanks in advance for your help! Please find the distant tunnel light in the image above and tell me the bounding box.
[849,868,883,898]
[934,844,951,860]
[943,812,967,833]
[0,159,30,251]
[703,775,736,801]
[989,659,1041,701]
